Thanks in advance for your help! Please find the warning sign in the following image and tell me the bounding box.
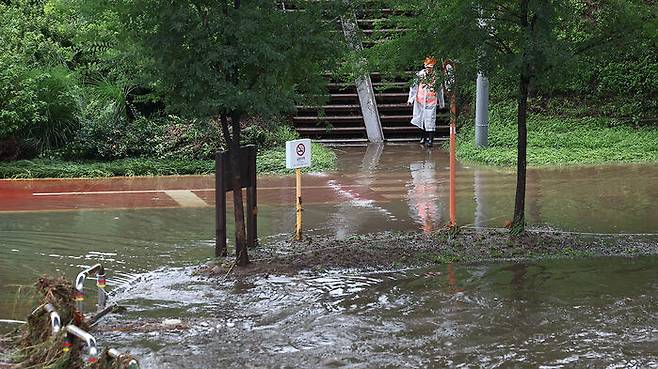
[286,139,312,169]
[296,143,306,156]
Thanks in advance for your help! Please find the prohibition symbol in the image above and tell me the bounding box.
[296,143,306,156]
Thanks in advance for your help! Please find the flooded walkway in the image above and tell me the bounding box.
[1,145,656,233]
[1,144,657,367]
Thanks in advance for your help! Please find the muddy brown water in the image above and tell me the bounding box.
[1,144,657,367]
[102,257,657,368]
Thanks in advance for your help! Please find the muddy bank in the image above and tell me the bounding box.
[201,228,658,277]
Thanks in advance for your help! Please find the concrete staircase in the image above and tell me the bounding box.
[292,81,368,144]
[291,2,450,143]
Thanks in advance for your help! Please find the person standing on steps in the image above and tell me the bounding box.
[407,57,446,147]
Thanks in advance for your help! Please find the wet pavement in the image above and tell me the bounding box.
[1,144,657,367]
[1,145,656,234]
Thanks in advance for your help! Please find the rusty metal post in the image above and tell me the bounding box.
[246,146,257,247]
[215,152,227,257]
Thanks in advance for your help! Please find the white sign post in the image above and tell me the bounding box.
[285,139,312,240]
[285,139,312,169]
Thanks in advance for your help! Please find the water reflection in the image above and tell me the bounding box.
[326,143,395,239]
[473,169,487,229]
[332,145,657,233]
[408,158,442,234]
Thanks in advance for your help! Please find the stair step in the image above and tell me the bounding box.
[296,104,361,110]
[375,92,409,98]
[293,115,363,122]
[372,81,409,87]
[361,28,410,34]
[383,125,450,130]
[380,114,412,120]
[382,125,450,130]
[377,103,410,109]
[297,127,365,133]
[386,137,448,142]
[315,138,369,144]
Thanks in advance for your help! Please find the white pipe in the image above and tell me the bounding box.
[0,319,26,324]
[44,304,61,334]
[65,325,98,358]
[75,264,104,312]
[108,349,140,369]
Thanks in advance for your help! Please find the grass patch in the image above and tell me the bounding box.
[456,102,658,166]
[256,142,336,175]
[0,144,337,179]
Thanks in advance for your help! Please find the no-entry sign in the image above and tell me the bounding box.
[285,139,312,169]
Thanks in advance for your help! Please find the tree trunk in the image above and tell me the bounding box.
[229,113,249,266]
[219,113,249,266]
[512,0,531,235]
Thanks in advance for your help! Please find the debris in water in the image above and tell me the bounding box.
[1,276,139,369]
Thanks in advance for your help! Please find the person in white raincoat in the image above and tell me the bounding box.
[407,57,445,147]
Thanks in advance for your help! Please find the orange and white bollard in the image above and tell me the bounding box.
[443,59,458,227]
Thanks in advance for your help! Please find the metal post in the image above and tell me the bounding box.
[295,168,302,241]
[449,105,457,227]
[246,146,257,247]
[444,60,457,227]
[475,73,489,147]
[215,152,227,257]
[96,266,106,311]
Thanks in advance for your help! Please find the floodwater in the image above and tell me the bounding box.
[103,257,658,368]
[1,144,657,367]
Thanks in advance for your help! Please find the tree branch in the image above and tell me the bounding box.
[220,114,232,148]
[489,32,515,54]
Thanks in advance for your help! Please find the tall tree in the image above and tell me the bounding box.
[368,0,651,234]
[101,0,344,265]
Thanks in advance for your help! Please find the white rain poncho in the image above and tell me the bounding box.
[407,69,446,132]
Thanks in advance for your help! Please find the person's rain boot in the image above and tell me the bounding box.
[419,130,427,145]
[426,131,435,147]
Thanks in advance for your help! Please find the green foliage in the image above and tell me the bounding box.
[241,117,299,150]
[0,58,39,139]
[0,158,215,178]
[0,143,337,178]
[456,103,658,166]
[0,1,79,146]
[21,66,81,152]
[256,142,336,174]
[106,0,345,120]
[367,0,656,119]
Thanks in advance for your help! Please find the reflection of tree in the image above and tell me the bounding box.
[407,160,441,234]
[526,169,542,225]
[473,169,486,229]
